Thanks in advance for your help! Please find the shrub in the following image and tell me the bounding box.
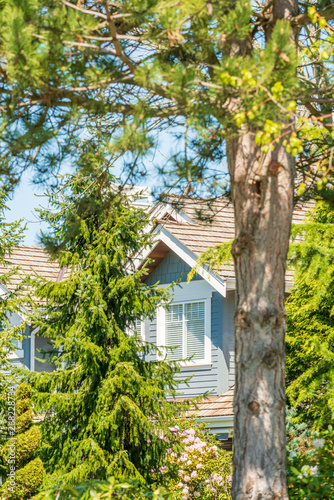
[159,420,232,500]
[16,382,32,401]
[0,383,45,499]
[15,408,33,434]
[2,458,45,500]
[15,425,42,466]
[287,424,334,499]
[34,478,174,499]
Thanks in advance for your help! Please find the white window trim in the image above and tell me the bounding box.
[8,348,24,360]
[157,280,212,367]
[7,336,23,360]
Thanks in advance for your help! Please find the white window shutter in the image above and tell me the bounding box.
[165,304,183,360]
[185,301,205,360]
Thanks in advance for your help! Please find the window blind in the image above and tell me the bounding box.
[165,304,183,360]
[165,301,205,361]
[185,301,205,360]
[134,318,143,337]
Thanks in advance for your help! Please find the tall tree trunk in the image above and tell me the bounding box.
[227,2,298,499]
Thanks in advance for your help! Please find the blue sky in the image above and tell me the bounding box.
[5,171,50,246]
[5,169,159,246]
[4,128,178,245]
[5,150,166,246]
[5,128,225,246]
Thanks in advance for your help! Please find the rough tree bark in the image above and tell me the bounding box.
[227,1,299,499]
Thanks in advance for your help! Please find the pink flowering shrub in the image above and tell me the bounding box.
[158,420,232,500]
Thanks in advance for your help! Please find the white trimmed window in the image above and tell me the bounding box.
[165,301,206,361]
[157,280,212,366]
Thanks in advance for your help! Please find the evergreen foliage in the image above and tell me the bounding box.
[1,382,45,500]
[286,201,334,427]
[0,1,332,197]
[1,1,334,496]
[26,165,186,487]
[35,478,173,500]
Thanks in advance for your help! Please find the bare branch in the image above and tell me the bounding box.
[62,40,117,55]
[61,1,107,20]
[102,0,137,74]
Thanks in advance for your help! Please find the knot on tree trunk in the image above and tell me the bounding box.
[268,160,283,175]
[248,400,260,415]
[262,350,279,369]
[235,306,284,329]
[232,232,250,257]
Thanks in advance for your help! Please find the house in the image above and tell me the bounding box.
[0,245,60,372]
[0,195,311,443]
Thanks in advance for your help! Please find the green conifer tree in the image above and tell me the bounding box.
[1,383,45,499]
[286,201,334,429]
[26,161,185,487]
[2,1,334,496]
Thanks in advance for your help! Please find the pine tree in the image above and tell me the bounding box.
[1,1,334,497]
[26,164,185,487]
[286,200,334,429]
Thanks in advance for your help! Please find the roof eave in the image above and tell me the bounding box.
[135,224,226,297]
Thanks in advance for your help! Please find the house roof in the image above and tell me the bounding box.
[0,246,60,293]
[142,197,314,286]
[187,386,234,419]
[0,197,313,294]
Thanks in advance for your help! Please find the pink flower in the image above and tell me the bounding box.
[212,474,223,485]
[178,482,183,487]
[191,470,197,478]
[169,426,180,432]
[183,435,195,444]
[196,463,203,469]
[178,470,184,477]
[159,466,166,474]
[184,475,191,482]
[187,460,192,465]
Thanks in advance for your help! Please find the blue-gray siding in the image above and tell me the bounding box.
[144,251,231,397]
[144,250,202,286]
[22,327,31,369]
